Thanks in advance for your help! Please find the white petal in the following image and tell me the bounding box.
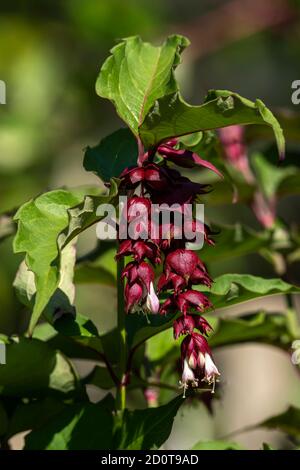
[182,359,195,383]
[146,282,160,314]
[204,353,220,381]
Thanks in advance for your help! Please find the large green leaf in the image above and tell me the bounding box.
[14,241,77,321]
[84,128,138,182]
[198,274,299,310]
[25,400,114,450]
[140,90,284,159]
[25,395,181,450]
[208,312,295,349]
[13,241,104,371]
[146,311,297,370]
[96,35,189,135]
[127,276,298,351]
[126,313,178,349]
[0,337,78,397]
[13,259,37,309]
[13,183,117,334]
[13,189,84,334]
[53,313,104,356]
[115,395,184,450]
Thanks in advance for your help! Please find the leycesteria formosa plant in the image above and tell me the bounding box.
[5,35,299,451]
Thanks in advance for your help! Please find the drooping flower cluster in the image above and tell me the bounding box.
[116,139,220,394]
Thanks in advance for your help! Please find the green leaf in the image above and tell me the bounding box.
[0,337,78,397]
[25,400,114,450]
[84,366,116,390]
[126,313,177,349]
[258,406,300,438]
[84,128,138,182]
[37,309,118,365]
[198,274,299,310]
[127,276,298,350]
[53,313,104,355]
[13,259,36,308]
[140,90,284,160]
[191,440,242,450]
[208,312,294,349]
[96,35,189,135]
[13,189,84,334]
[6,397,66,439]
[14,241,77,322]
[179,131,203,148]
[147,311,297,372]
[116,395,184,450]
[13,183,117,334]
[43,241,77,322]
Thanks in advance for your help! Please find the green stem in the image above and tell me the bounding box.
[116,254,127,411]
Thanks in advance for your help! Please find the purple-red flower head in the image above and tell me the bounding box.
[164,249,212,287]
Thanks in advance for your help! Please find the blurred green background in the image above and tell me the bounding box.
[1,0,300,449]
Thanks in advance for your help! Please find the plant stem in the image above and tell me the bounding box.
[116,254,127,411]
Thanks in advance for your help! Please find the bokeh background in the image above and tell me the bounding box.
[1,0,300,449]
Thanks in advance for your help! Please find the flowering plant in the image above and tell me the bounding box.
[1,35,300,451]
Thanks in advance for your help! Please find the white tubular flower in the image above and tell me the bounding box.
[180,359,198,398]
[203,353,220,393]
[146,282,160,314]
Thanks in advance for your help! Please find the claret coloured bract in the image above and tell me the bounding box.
[116,138,221,394]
